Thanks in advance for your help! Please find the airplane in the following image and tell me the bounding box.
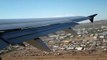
[0,14,97,53]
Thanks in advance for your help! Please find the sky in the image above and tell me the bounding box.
[0,0,107,20]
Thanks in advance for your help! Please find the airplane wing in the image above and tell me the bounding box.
[0,14,97,52]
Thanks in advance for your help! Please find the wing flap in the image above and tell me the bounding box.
[65,28,77,36]
[26,38,51,52]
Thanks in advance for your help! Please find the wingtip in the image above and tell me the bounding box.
[88,14,98,23]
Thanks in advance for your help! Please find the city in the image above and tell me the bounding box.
[1,20,107,60]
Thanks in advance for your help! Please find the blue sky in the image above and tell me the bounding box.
[0,0,107,20]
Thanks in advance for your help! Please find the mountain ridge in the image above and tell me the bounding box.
[75,20,107,28]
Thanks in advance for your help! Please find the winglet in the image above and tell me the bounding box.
[88,14,98,23]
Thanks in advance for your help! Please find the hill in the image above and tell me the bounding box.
[75,20,107,28]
